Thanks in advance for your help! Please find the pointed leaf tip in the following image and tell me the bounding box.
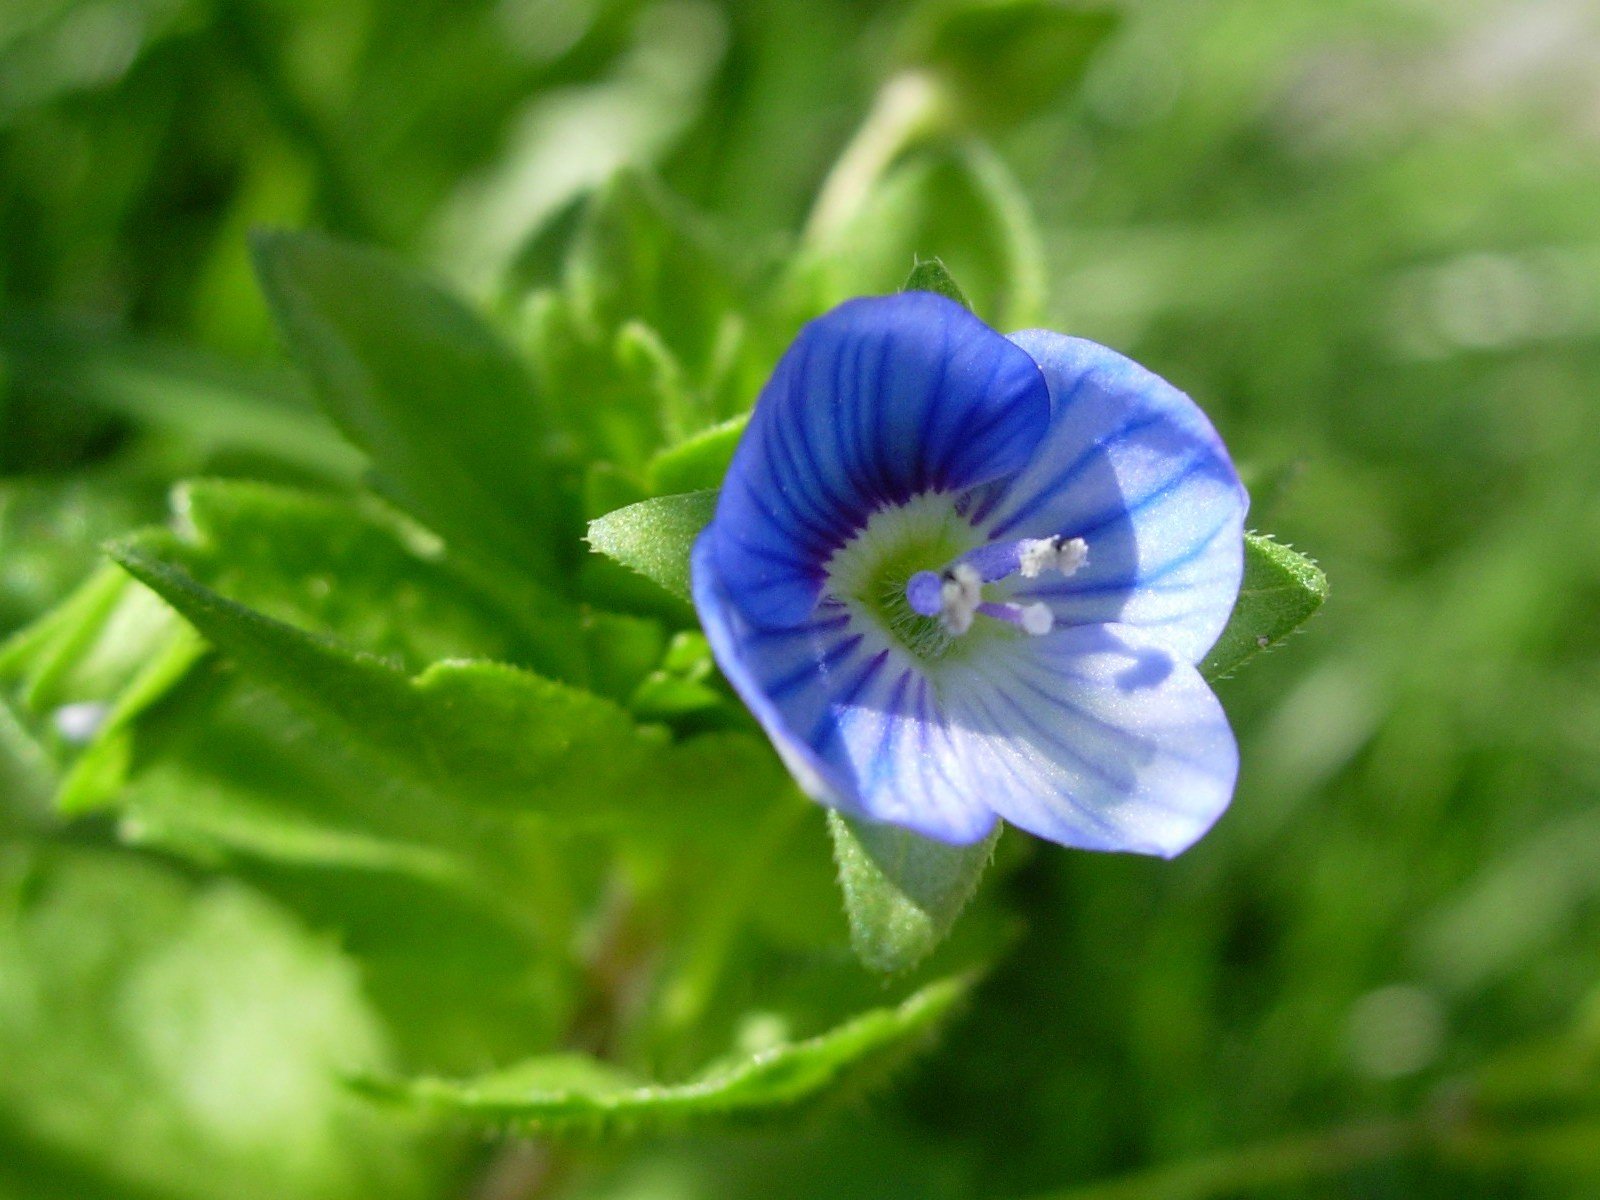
[1202,532,1328,680]
[586,489,720,603]
[902,258,972,310]
[830,811,1000,974]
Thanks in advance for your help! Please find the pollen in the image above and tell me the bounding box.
[1017,535,1088,579]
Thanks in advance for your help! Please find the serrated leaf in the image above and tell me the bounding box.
[168,478,586,684]
[907,1,1120,130]
[251,229,562,579]
[829,812,1001,974]
[902,257,972,309]
[107,535,780,835]
[1201,533,1328,680]
[353,973,971,1134]
[586,489,719,603]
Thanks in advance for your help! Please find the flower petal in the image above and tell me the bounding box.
[709,293,1050,627]
[692,533,998,845]
[938,623,1238,857]
[974,332,1247,664]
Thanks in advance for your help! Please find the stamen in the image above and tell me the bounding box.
[906,534,1087,637]
[945,534,1089,584]
[979,600,1055,637]
[1017,535,1088,579]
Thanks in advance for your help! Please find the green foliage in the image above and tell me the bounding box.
[354,974,972,1134]
[252,230,564,579]
[18,0,1556,1195]
[586,489,719,603]
[905,2,1121,130]
[808,141,1048,327]
[829,813,1002,974]
[0,846,431,1200]
[107,532,770,835]
[1200,534,1328,680]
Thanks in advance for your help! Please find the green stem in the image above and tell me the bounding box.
[803,70,954,248]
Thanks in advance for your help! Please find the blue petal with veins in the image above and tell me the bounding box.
[692,293,1247,854]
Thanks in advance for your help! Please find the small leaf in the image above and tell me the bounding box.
[353,973,972,1134]
[1202,533,1328,680]
[586,489,719,603]
[829,811,1001,974]
[647,415,748,494]
[902,257,972,309]
[252,230,562,579]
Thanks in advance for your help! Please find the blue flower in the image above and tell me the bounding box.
[691,293,1247,855]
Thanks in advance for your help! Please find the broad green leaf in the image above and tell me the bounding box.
[251,230,563,579]
[354,973,972,1134]
[906,1,1120,130]
[902,256,973,308]
[829,811,1001,974]
[0,846,431,1200]
[108,534,781,834]
[1201,533,1328,680]
[164,478,586,683]
[586,489,719,603]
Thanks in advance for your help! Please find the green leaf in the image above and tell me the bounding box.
[163,478,586,683]
[808,142,1046,327]
[0,476,166,635]
[829,812,1001,974]
[0,846,432,1200]
[568,170,746,391]
[647,414,748,495]
[354,973,972,1134]
[1201,533,1329,681]
[586,489,719,603]
[902,256,973,309]
[907,1,1120,130]
[251,230,562,579]
[107,533,781,834]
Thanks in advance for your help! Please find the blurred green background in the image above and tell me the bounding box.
[5,0,1600,1197]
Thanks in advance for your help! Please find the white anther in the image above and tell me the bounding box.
[1019,602,1055,636]
[939,564,982,635]
[1017,535,1088,579]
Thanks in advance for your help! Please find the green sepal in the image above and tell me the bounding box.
[1201,533,1328,681]
[829,812,1001,974]
[902,257,972,308]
